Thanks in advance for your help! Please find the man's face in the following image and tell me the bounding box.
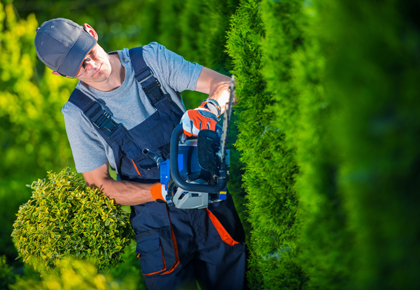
[75,44,112,83]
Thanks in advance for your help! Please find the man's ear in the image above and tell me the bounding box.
[84,23,99,41]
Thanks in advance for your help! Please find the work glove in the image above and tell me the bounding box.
[181,99,221,137]
[150,182,167,203]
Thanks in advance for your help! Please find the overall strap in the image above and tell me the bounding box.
[68,89,120,137]
[69,88,140,178]
[129,47,166,106]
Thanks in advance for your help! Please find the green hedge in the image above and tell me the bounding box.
[226,0,307,288]
[291,2,355,288]
[228,0,420,288]
[323,1,420,289]
[226,1,265,286]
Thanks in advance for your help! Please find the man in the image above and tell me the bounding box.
[34,18,246,290]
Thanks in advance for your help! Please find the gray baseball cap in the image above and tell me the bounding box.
[35,18,97,77]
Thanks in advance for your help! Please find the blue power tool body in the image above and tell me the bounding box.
[158,77,235,209]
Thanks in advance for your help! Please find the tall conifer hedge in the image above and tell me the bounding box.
[226,0,420,288]
[291,2,355,288]
[226,0,305,287]
[323,1,420,289]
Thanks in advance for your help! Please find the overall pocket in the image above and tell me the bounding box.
[130,154,160,179]
[136,231,165,275]
[135,225,179,276]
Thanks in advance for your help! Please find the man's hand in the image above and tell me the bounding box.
[181,107,218,137]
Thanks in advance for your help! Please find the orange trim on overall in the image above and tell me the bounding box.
[131,159,142,176]
[162,206,180,275]
[143,245,167,276]
[206,208,239,246]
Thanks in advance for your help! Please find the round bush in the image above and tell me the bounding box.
[12,168,133,273]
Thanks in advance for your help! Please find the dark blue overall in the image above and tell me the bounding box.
[68,47,246,290]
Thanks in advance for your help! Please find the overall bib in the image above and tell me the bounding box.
[69,47,246,290]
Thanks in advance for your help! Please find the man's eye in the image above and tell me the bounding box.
[82,58,92,69]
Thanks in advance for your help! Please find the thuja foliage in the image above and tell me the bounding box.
[258,0,309,288]
[289,2,355,289]
[10,257,136,290]
[12,168,133,274]
[227,0,304,288]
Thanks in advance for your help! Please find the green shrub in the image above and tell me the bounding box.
[10,257,135,290]
[0,255,16,290]
[11,168,133,274]
[227,0,305,288]
[257,0,309,288]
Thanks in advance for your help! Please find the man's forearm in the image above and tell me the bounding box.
[196,67,233,114]
[99,178,155,206]
[82,162,155,206]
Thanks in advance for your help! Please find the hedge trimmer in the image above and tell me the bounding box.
[159,76,236,209]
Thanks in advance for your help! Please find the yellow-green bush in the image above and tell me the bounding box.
[12,168,133,274]
[10,257,136,290]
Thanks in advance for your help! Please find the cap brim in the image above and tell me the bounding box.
[58,31,97,77]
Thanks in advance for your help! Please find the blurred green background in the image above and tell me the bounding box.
[1,0,420,289]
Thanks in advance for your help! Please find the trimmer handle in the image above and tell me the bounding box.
[170,124,227,193]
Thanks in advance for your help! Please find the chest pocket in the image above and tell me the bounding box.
[131,155,159,179]
[118,106,176,181]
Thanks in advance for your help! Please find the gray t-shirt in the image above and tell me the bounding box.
[62,42,203,173]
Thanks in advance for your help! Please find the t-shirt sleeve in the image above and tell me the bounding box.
[142,42,203,92]
[62,102,109,173]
